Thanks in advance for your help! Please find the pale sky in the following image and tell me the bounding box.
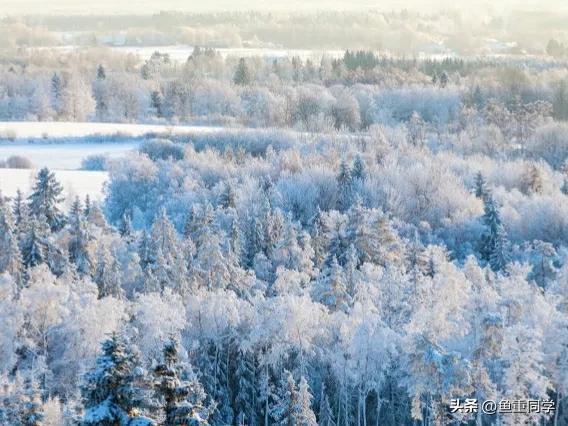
[0,0,566,15]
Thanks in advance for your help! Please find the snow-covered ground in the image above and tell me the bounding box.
[0,169,108,203]
[0,121,224,139]
[0,142,138,170]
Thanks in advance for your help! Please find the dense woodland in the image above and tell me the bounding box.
[0,23,568,426]
[1,67,568,424]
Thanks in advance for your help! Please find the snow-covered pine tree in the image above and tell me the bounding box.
[268,372,292,425]
[68,197,93,276]
[318,386,336,426]
[153,339,213,426]
[13,189,26,229]
[314,256,351,312]
[310,207,327,270]
[489,223,511,272]
[20,215,50,269]
[194,228,230,291]
[480,192,510,272]
[351,155,366,182]
[337,160,353,211]
[28,167,65,232]
[233,58,251,86]
[291,377,317,426]
[474,171,488,199]
[138,230,154,273]
[80,334,154,426]
[119,213,134,240]
[0,195,24,287]
[234,349,257,426]
[94,245,123,299]
[219,182,237,209]
[84,195,92,217]
[19,378,44,426]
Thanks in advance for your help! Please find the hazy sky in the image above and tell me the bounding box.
[1,0,567,15]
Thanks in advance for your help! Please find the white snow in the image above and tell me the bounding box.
[0,169,108,203]
[0,121,224,139]
[0,142,138,170]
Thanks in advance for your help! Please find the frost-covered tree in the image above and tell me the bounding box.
[480,192,510,272]
[474,171,488,199]
[337,160,353,211]
[152,339,213,426]
[291,377,317,426]
[68,197,93,276]
[0,196,24,286]
[80,334,154,426]
[234,350,257,426]
[28,167,65,232]
[20,216,50,269]
[233,58,252,86]
[318,387,336,426]
[314,256,351,312]
[94,245,123,299]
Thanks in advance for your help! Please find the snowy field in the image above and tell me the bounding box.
[34,45,345,62]
[0,141,138,169]
[0,169,107,202]
[0,121,224,139]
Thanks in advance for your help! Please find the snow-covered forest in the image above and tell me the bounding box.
[1,4,568,426]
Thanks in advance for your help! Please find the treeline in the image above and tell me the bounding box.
[1,48,568,130]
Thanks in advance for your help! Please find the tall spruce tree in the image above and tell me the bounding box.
[0,195,24,287]
[480,191,510,272]
[337,160,353,211]
[153,339,213,426]
[80,334,154,426]
[234,350,257,426]
[28,167,65,232]
[68,197,93,276]
[20,216,49,269]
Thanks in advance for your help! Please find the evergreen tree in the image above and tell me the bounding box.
[489,224,511,273]
[20,378,44,426]
[119,213,134,240]
[318,387,336,426]
[148,209,187,293]
[315,256,351,312]
[28,167,65,232]
[219,182,236,209]
[20,216,49,269]
[351,155,366,182]
[153,339,213,426]
[0,196,24,287]
[291,377,317,426]
[138,230,154,273]
[480,192,510,272]
[13,189,26,229]
[474,171,488,199]
[337,160,353,211]
[68,197,93,276]
[94,245,123,299]
[51,73,62,113]
[84,195,92,217]
[233,58,251,86]
[151,90,163,118]
[97,65,106,80]
[234,350,257,426]
[194,228,230,291]
[80,334,154,426]
[310,208,326,270]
